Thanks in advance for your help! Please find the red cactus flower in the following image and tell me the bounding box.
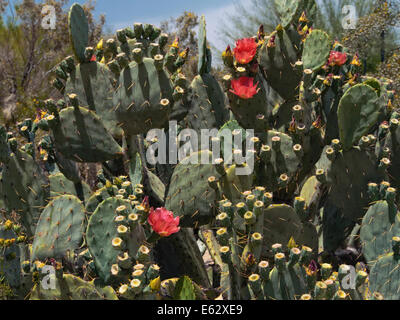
[233,38,258,64]
[328,51,347,66]
[90,54,96,62]
[230,77,260,99]
[148,207,180,237]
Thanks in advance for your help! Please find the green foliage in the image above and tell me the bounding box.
[173,276,196,300]
[1,1,400,301]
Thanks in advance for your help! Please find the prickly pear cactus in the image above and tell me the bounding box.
[0,225,21,288]
[165,151,220,228]
[1,149,49,237]
[50,105,123,162]
[30,273,117,300]
[360,199,400,266]
[2,1,399,301]
[86,197,145,284]
[31,195,86,262]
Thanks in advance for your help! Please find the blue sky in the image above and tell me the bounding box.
[66,0,248,51]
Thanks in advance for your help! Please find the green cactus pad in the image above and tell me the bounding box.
[113,57,173,135]
[297,222,319,253]
[49,173,91,200]
[363,78,381,96]
[217,120,248,159]
[0,226,21,287]
[68,3,89,63]
[160,229,211,288]
[31,195,86,261]
[1,150,49,236]
[262,204,302,254]
[54,150,81,183]
[86,197,145,284]
[165,150,220,228]
[64,61,123,137]
[257,130,302,191]
[274,0,302,28]
[369,252,400,300]
[218,164,254,203]
[0,125,8,163]
[360,201,400,266]
[337,84,380,151]
[268,264,306,300]
[173,275,196,300]
[0,173,5,211]
[383,126,400,190]
[85,185,119,214]
[30,273,117,300]
[316,146,384,251]
[51,106,123,162]
[302,29,331,71]
[187,74,230,131]
[145,168,165,203]
[197,15,209,75]
[300,176,323,212]
[129,152,143,187]
[258,28,302,100]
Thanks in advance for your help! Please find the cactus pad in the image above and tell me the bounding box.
[86,197,145,283]
[302,29,331,71]
[1,150,49,236]
[165,150,220,228]
[0,226,21,287]
[32,195,86,261]
[64,62,123,137]
[51,106,123,162]
[68,3,89,63]
[360,201,400,266]
[337,84,380,151]
[113,58,173,135]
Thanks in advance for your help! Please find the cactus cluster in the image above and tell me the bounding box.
[0,1,399,300]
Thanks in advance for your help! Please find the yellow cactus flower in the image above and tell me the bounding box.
[299,11,309,23]
[150,276,161,291]
[34,110,47,123]
[351,54,362,67]
[287,236,298,249]
[4,220,13,230]
[388,99,394,110]
[179,47,189,59]
[97,39,104,51]
[170,37,179,48]
[39,148,48,161]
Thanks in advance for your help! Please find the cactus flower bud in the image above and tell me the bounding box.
[222,45,234,67]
